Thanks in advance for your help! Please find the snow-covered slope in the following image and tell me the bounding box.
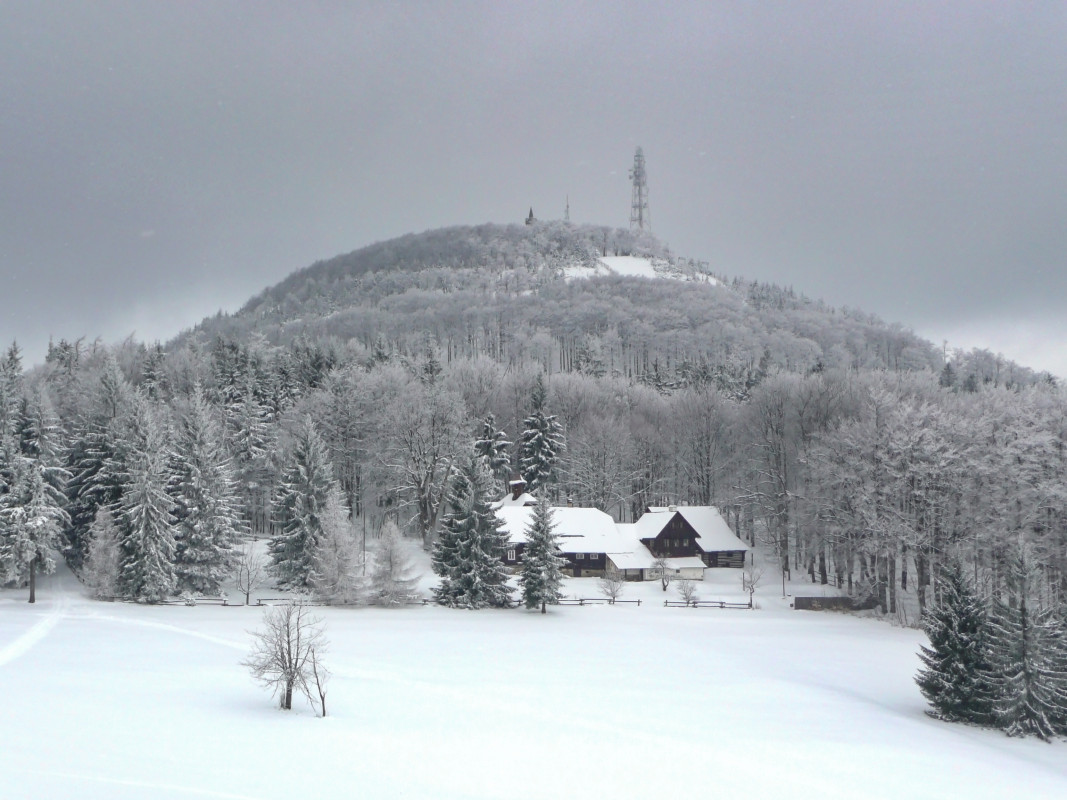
[564,255,721,284]
[2,566,1065,800]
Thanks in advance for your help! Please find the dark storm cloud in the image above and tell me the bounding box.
[2,2,1065,372]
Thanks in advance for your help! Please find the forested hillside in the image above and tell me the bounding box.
[181,222,958,387]
[1,221,1063,623]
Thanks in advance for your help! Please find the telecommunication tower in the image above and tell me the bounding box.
[629,146,650,232]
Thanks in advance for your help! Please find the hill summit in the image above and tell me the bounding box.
[181,221,962,390]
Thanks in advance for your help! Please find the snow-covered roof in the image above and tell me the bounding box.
[661,556,709,571]
[642,506,749,552]
[496,506,623,553]
[493,492,537,509]
[604,546,655,570]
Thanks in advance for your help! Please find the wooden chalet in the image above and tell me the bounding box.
[637,506,748,568]
[496,506,622,577]
[492,489,747,580]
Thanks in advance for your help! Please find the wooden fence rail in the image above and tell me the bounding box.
[664,599,752,610]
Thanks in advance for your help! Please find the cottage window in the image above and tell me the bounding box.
[683,539,689,547]
[576,553,585,560]
[507,549,516,561]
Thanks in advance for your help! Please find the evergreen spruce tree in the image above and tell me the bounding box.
[915,560,996,724]
[227,372,277,534]
[432,457,513,608]
[985,547,1067,740]
[308,485,361,603]
[141,344,168,401]
[269,416,336,590]
[171,385,244,596]
[0,342,24,512]
[0,341,23,440]
[474,413,511,486]
[519,495,567,613]
[519,373,564,494]
[0,389,70,602]
[82,507,121,599]
[117,394,178,603]
[65,355,130,567]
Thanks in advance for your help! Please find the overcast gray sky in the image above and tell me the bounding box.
[2,2,1065,374]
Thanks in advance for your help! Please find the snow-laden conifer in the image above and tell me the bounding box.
[171,385,244,596]
[915,560,995,724]
[519,495,567,613]
[519,373,564,494]
[64,355,130,567]
[0,389,70,602]
[474,413,511,484]
[368,519,419,605]
[0,341,23,441]
[432,457,513,608]
[984,548,1067,740]
[269,416,336,590]
[82,507,121,599]
[0,461,70,602]
[228,374,273,466]
[117,394,178,602]
[308,485,361,603]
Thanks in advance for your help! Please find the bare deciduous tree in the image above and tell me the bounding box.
[676,578,698,606]
[742,559,764,605]
[307,645,330,718]
[652,557,674,591]
[598,572,626,603]
[243,601,328,712]
[235,542,265,606]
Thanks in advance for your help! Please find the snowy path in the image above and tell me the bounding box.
[0,576,69,668]
[80,611,248,651]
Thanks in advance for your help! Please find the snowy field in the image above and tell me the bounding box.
[3,564,1067,800]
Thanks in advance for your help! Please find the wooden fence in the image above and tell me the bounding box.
[792,596,854,611]
[663,599,752,610]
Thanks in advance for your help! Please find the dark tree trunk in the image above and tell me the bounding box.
[541,599,546,614]
[28,556,37,604]
[900,544,909,591]
[282,681,293,710]
[916,550,929,615]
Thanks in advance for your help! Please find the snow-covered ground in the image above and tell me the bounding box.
[563,255,721,285]
[2,562,1066,800]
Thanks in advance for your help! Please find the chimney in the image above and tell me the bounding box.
[567,497,573,508]
[668,504,677,512]
[509,476,527,502]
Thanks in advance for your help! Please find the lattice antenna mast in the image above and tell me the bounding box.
[629,146,650,232]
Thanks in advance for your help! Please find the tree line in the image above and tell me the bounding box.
[2,327,1064,624]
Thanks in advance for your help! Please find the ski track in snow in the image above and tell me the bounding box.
[0,591,68,668]
[18,769,270,800]
[80,612,247,651]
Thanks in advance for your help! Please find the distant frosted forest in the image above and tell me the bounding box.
[2,222,1064,620]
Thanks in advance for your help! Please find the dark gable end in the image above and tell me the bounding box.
[643,512,702,558]
[641,508,747,568]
